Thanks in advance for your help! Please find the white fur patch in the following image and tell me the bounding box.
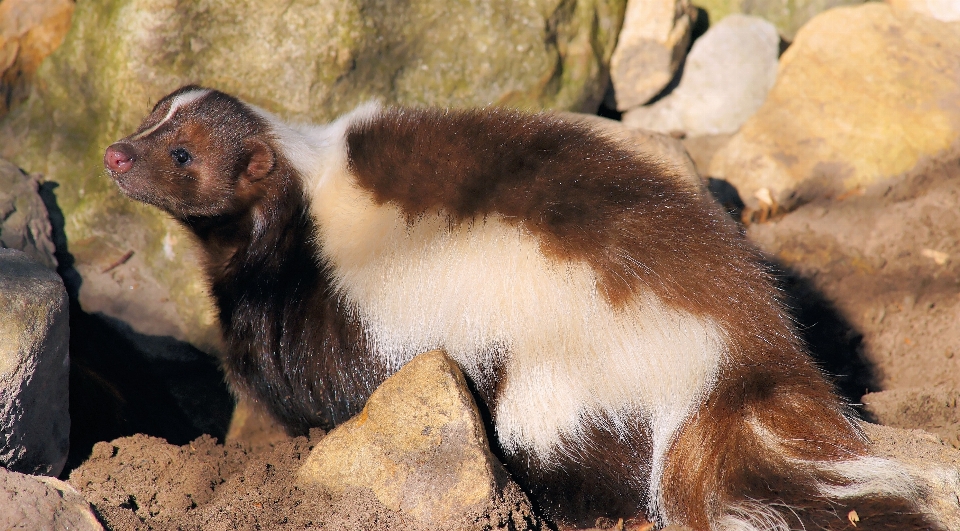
[815,456,920,500]
[716,502,791,531]
[747,415,923,518]
[249,101,383,196]
[268,103,728,522]
[132,88,211,140]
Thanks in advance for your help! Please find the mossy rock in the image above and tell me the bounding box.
[0,0,626,349]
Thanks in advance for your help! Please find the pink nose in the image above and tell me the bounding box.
[104,143,135,173]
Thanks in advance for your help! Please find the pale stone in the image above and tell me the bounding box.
[0,0,626,349]
[0,0,74,119]
[609,0,696,110]
[622,15,779,137]
[887,0,960,21]
[710,4,960,210]
[0,467,103,531]
[299,350,507,525]
[0,158,56,269]
[0,249,69,477]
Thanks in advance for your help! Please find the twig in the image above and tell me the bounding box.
[102,250,135,273]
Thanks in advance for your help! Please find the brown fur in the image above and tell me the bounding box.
[506,414,654,527]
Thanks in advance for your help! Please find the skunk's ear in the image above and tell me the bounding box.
[242,137,275,182]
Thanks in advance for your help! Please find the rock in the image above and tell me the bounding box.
[0,466,103,531]
[0,0,74,120]
[862,386,960,449]
[299,350,510,526]
[887,0,960,21]
[0,248,69,477]
[622,15,779,137]
[694,0,867,40]
[0,0,626,349]
[710,4,960,210]
[680,133,734,176]
[609,0,696,110]
[862,422,960,529]
[0,158,56,269]
[746,147,960,399]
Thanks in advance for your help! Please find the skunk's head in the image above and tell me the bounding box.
[105,85,276,220]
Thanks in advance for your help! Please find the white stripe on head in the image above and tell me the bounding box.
[132,88,212,140]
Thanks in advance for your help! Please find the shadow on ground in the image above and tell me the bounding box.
[40,182,233,478]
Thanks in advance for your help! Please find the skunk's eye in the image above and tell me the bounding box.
[171,147,192,166]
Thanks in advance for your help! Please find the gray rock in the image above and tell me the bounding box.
[622,15,780,137]
[0,0,627,350]
[609,0,697,110]
[0,466,103,531]
[299,350,519,527]
[0,248,69,477]
[0,159,56,269]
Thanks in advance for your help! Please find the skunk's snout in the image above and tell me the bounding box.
[105,143,136,174]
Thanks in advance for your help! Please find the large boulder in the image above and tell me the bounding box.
[0,466,102,531]
[622,15,780,137]
[608,0,696,110]
[710,3,960,211]
[0,158,57,269]
[0,0,626,349]
[693,0,866,40]
[0,248,69,477]
[299,350,517,527]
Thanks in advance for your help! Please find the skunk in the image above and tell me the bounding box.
[104,86,946,530]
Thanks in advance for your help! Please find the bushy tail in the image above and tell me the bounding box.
[658,365,950,531]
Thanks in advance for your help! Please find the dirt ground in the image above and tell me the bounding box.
[62,145,960,530]
[68,431,540,531]
[744,143,960,442]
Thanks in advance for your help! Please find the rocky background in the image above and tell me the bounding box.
[1,0,959,529]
